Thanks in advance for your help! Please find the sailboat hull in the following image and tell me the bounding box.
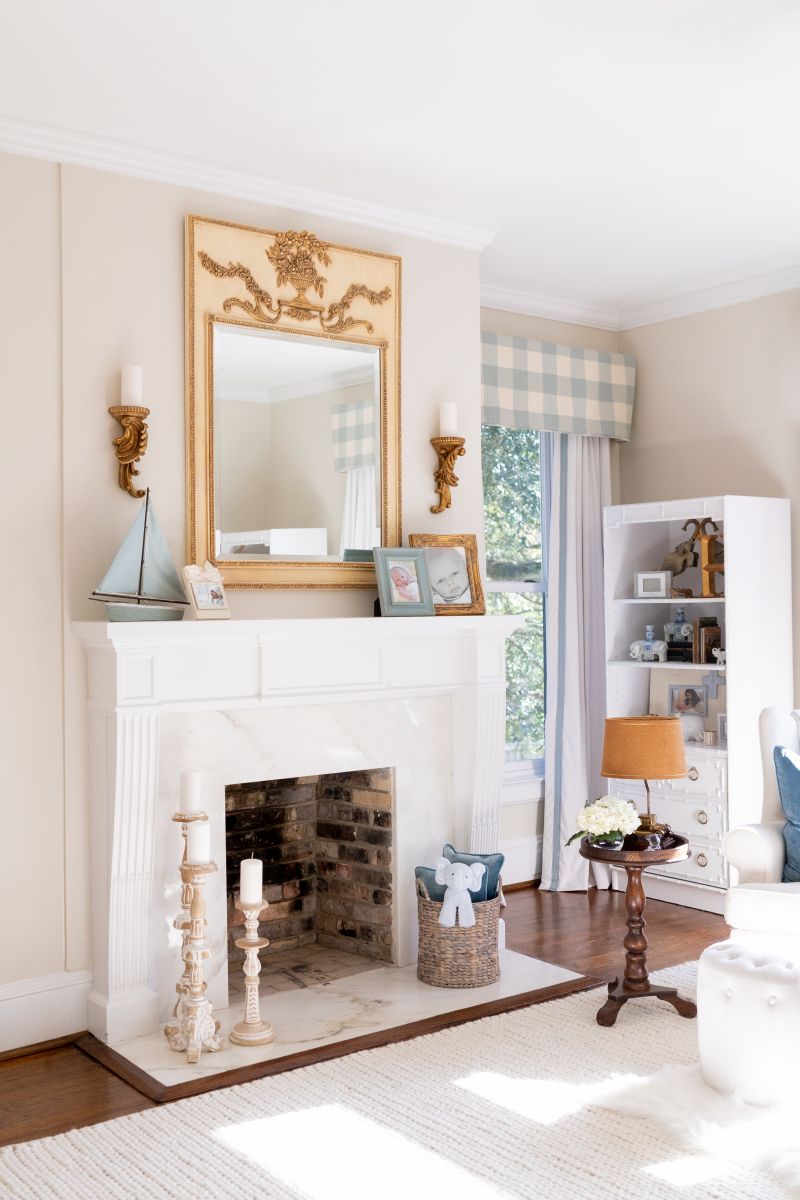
[105,602,185,622]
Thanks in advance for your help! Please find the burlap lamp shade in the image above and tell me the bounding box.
[601,716,687,831]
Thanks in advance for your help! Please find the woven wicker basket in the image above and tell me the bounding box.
[416,879,501,988]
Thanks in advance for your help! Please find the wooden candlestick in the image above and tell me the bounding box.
[430,436,465,514]
[164,811,223,1064]
[230,899,275,1047]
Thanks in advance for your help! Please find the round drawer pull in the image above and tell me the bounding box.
[687,766,699,781]
[696,809,709,825]
[696,852,709,868]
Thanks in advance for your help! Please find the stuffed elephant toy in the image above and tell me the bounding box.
[435,856,486,928]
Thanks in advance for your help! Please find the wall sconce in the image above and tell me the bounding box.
[108,365,150,498]
[430,402,465,514]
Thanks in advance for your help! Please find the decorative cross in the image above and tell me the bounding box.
[702,670,723,700]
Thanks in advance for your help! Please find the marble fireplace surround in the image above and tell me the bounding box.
[74,615,523,1044]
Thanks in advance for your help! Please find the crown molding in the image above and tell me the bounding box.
[617,265,800,329]
[0,115,496,252]
[482,264,800,333]
[480,283,620,331]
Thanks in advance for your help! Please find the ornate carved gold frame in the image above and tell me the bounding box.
[185,215,402,589]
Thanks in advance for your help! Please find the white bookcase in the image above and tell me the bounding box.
[604,495,793,913]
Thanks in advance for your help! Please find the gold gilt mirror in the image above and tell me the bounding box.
[186,215,401,588]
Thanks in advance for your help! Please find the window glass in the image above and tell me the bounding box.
[482,425,543,583]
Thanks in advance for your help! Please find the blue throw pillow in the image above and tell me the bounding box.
[442,844,504,901]
[773,745,800,883]
[415,866,446,901]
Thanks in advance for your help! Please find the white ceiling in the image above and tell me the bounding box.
[2,0,799,328]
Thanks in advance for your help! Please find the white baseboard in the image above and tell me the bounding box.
[0,969,92,1052]
[500,835,543,886]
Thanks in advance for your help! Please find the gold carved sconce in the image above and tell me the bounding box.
[430,402,465,514]
[109,366,150,498]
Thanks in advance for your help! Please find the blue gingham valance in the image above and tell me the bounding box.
[331,394,377,472]
[481,331,635,441]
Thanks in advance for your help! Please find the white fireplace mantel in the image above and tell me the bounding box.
[74,615,523,1043]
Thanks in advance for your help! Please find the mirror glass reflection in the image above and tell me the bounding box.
[212,323,382,561]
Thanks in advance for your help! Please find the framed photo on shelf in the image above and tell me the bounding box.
[668,683,708,718]
[373,548,435,617]
[183,562,231,620]
[634,570,672,599]
[408,533,485,615]
[699,624,722,664]
[718,713,728,743]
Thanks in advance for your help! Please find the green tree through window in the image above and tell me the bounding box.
[482,425,547,762]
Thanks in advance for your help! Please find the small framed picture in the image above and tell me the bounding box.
[668,683,708,717]
[408,533,485,616]
[634,570,672,599]
[183,562,231,620]
[373,548,435,617]
[717,713,728,743]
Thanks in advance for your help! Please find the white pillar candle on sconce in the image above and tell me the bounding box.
[186,819,211,865]
[121,364,143,406]
[240,856,263,905]
[180,769,203,814]
[439,402,458,437]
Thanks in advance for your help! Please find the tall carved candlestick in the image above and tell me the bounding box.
[230,899,274,1046]
[430,436,466,514]
[164,811,223,1064]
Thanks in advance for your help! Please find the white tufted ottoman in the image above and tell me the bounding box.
[698,940,800,1106]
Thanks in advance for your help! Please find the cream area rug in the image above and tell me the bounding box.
[1,963,796,1200]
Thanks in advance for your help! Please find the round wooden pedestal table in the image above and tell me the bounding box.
[579,835,698,1027]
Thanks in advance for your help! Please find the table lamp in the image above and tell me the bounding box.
[601,716,687,834]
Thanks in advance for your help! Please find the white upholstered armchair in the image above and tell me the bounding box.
[722,706,800,955]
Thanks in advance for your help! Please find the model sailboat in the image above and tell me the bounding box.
[91,489,189,621]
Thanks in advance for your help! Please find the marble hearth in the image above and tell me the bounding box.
[75,616,523,1045]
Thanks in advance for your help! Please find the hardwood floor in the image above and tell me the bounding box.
[0,887,727,1149]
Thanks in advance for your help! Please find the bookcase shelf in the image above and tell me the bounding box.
[603,495,792,915]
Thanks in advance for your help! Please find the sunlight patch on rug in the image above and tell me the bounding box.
[215,1104,515,1199]
[455,1069,643,1125]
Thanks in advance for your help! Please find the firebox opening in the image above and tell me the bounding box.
[225,769,393,994]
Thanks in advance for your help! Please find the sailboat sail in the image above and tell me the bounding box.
[94,493,188,605]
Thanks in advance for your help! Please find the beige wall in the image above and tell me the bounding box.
[619,291,800,694]
[2,150,482,986]
[1,155,65,981]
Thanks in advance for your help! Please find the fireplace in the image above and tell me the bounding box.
[225,771,393,974]
[75,615,521,1042]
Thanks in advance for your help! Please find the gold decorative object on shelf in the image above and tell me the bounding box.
[430,436,466,514]
[699,527,724,598]
[108,405,150,498]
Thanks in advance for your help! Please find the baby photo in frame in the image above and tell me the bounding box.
[183,562,231,620]
[408,533,485,616]
[373,548,435,617]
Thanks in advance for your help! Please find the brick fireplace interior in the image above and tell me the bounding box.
[225,769,393,994]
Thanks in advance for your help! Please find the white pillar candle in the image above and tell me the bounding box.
[186,819,211,865]
[121,364,143,405]
[240,856,263,905]
[439,401,458,437]
[180,769,203,814]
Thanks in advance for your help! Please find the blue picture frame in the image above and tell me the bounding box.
[374,548,435,617]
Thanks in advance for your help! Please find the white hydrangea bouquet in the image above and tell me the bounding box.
[566,795,640,848]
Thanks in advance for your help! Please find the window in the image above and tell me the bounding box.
[481,426,549,771]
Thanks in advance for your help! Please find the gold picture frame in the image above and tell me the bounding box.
[185,215,402,589]
[408,533,486,616]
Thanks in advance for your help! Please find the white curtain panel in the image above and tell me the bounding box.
[339,464,378,556]
[540,434,611,891]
